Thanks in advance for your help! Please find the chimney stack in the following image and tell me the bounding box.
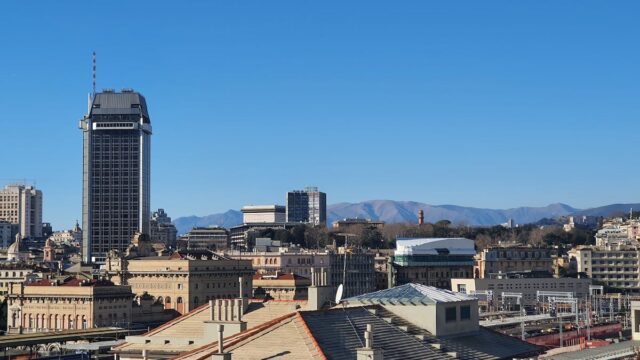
[356,324,383,360]
[209,324,232,359]
[418,209,424,226]
[218,324,224,353]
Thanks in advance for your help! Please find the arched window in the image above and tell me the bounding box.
[177,297,183,304]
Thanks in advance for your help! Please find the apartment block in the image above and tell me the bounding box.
[475,246,554,278]
[0,185,43,239]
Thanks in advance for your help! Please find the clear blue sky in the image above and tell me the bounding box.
[1,1,639,230]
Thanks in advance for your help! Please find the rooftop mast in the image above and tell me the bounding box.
[92,51,96,98]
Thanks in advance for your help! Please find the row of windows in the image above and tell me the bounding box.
[95,122,135,128]
[92,164,140,169]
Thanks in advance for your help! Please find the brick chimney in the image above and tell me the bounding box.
[418,209,424,226]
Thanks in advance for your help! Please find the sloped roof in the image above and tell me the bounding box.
[300,307,450,360]
[90,91,150,119]
[345,283,475,305]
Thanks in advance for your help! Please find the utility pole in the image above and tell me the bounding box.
[520,307,526,340]
[559,315,563,348]
[587,300,591,341]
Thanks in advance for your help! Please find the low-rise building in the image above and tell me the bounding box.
[226,249,375,298]
[451,273,592,309]
[252,273,311,300]
[0,264,51,300]
[390,238,475,289]
[179,226,229,250]
[229,222,300,250]
[6,277,133,333]
[47,221,82,248]
[475,246,554,278]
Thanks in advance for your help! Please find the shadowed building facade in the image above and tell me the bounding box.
[79,90,152,263]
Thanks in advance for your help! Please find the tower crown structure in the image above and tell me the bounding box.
[79,89,152,264]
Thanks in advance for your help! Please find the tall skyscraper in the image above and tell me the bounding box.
[286,186,327,225]
[0,184,43,239]
[79,89,152,263]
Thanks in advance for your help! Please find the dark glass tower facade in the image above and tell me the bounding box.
[286,187,326,225]
[79,90,151,263]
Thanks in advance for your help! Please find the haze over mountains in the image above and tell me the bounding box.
[172,200,640,235]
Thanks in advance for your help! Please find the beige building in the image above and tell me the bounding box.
[105,249,254,314]
[0,184,43,239]
[0,265,48,300]
[226,250,330,278]
[252,273,311,300]
[475,246,554,278]
[451,275,591,308]
[48,221,82,247]
[6,277,133,333]
[569,242,640,292]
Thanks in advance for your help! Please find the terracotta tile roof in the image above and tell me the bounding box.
[253,273,310,281]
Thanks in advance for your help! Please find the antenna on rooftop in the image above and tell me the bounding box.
[92,51,96,98]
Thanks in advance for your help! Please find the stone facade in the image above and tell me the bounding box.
[252,273,311,300]
[6,278,133,333]
[105,250,254,315]
[475,246,554,278]
[225,250,330,278]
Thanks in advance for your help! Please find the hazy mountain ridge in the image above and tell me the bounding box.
[172,201,640,235]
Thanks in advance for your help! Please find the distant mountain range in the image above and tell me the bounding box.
[172,201,640,235]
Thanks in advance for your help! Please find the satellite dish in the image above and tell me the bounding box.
[335,284,344,304]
